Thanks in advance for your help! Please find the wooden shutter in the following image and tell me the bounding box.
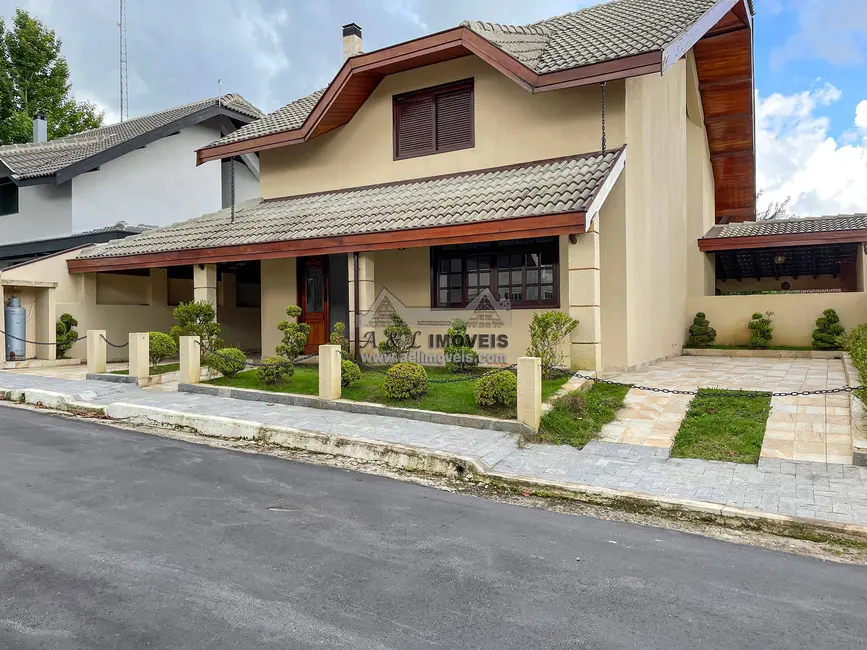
[435,86,473,151]
[395,96,435,159]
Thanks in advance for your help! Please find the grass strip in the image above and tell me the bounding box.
[111,363,180,376]
[532,383,629,448]
[670,388,771,464]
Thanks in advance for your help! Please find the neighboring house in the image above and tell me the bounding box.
[0,94,263,246]
[21,0,852,370]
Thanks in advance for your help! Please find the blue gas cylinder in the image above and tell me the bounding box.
[4,296,26,361]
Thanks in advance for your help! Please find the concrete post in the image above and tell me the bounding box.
[179,336,201,385]
[87,330,107,374]
[517,356,542,431]
[193,264,218,310]
[348,253,376,355]
[318,344,342,400]
[128,332,149,379]
[567,227,602,371]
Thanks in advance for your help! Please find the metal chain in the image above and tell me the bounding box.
[100,334,129,348]
[0,328,87,346]
[230,157,235,224]
[600,81,607,155]
[195,340,317,369]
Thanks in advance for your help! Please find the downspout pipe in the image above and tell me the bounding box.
[353,251,360,360]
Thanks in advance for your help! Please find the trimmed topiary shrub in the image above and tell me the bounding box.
[257,356,294,385]
[444,318,479,373]
[330,322,350,354]
[474,370,518,409]
[748,311,774,349]
[204,347,246,378]
[527,311,578,377]
[378,312,415,364]
[56,313,79,358]
[383,362,428,399]
[686,312,716,348]
[170,300,222,352]
[276,305,310,363]
[341,359,362,388]
[812,308,845,350]
[149,331,177,367]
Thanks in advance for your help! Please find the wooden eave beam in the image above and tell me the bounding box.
[67,211,586,273]
[699,230,867,252]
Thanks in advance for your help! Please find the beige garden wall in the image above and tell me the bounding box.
[260,55,626,198]
[687,293,867,347]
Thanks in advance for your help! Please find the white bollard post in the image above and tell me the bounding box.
[318,344,342,400]
[517,356,542,431]
[128,332,149,380]
[86,330,107,375]
[179,336,201,385]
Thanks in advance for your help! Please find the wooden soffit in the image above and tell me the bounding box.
[66,211,586,273]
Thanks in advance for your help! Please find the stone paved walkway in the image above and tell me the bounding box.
[2,370,866,527]
[598,356,852,463]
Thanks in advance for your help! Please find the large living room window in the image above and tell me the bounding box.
[431,238,558,308]
[0,179,18,216]
[393,79,474,160]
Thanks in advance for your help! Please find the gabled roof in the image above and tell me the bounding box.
[68,148,625,272]
[0,94,262,186]
[199,0,753,162]
[699,215,867,251]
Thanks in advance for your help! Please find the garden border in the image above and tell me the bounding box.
[682,348,843,359]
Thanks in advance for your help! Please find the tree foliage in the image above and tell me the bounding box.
[444,318,479,373]
[527,311,578,377]
[686,312,716,348]
[748,311,774,349]
[276,305,310,363]
[378,312,415,364]
[0,10,103,145]
[170,301,223,352]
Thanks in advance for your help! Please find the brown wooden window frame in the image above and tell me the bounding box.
[393,78,475,161]
[430,238,559,310]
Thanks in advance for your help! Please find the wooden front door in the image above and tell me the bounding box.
[299,256,329,353]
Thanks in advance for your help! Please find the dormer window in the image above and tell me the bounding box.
[393,79,474,160]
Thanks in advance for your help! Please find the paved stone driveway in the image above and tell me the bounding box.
[597,356,851,464]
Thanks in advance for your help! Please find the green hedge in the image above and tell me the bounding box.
[846,325,867,404]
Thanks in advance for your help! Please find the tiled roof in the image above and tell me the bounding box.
[713,215,867,239]
[77,149,623,260]
[204,0,731,151]
[0,94,262,181]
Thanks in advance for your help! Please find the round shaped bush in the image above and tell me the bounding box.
[148,331,177,366]
[341,359,362,388]
[474,370,518,409]
[383,362,428,400]
[257,356,293,385]
[204,347,247,378]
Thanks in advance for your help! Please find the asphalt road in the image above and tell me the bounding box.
[1,406,865,650]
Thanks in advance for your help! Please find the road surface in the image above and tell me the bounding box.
[1,405,865,649]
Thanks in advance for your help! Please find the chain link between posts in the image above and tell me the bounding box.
[0,328,88,346]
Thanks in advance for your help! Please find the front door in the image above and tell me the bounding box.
[299,256,329,353]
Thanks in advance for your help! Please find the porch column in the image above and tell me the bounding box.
[193,264,218,310]
[34,287,57,361]
[348,253,375,358]
[0,285,5,363]
[567,226,602,371]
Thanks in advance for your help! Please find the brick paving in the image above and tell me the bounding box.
[2,369,867,527]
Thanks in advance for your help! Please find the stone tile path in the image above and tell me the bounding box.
[2,370,867,527]
[597,356,852,463]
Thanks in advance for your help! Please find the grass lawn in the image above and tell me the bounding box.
[532,383,630,448]
[205,364,569,419]
[111,363,180,376]
[670,389,771,464]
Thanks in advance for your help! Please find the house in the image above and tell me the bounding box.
[17,0,850,371]
[0,94,263,245]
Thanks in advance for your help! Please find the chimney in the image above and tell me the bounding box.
[342,23,362,61]
[33,114,47,143]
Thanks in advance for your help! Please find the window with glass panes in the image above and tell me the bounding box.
[431,238,558,308]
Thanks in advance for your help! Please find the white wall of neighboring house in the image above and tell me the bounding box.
[1,183,72,245]
[221,159,259,209]
[71,122,227,232]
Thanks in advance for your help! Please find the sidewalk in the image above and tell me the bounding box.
[2,370,866,532]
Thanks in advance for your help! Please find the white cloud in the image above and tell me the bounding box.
[74,90,121,126]
[756,83,867,217]
[771,0,867,68]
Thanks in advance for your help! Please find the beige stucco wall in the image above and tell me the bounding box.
[260,55,626,198]
[0,251,260,361]
[260,257,297,357]
[688,293,867,347]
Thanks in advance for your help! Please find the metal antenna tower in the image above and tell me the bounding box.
[118,0,129,121]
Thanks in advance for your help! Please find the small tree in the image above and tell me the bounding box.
[149,331,177,367]
[812,308,845,350]
[378,312,414,364]
[170,301,222,352]
[276,305,310,363]
[686,312,716,348]
[527,311,578,377]
[329,321,349,354]
[55,313,78,358]
[444,318,479,373]
[748,311,774,349]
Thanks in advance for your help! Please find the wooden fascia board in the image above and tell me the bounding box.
[698,230,867,252]
[662,0,740,73]
[67,211,585,273]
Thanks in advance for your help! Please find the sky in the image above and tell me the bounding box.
[1,0,865,218]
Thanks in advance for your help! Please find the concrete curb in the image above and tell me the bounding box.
[2,385,866,545]
[178,382,533,435]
